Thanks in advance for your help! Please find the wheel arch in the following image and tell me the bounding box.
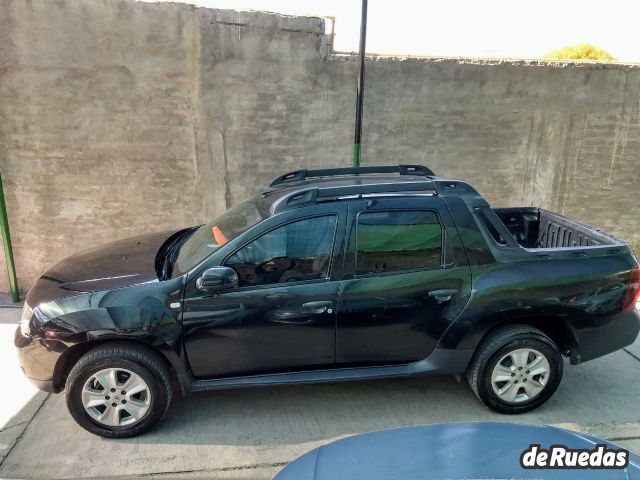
[53,336,187,394]
[479,316,579,362]
[446,312,581,364]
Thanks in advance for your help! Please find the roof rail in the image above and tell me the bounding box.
[270,180,436,214]
[269,164,435,187]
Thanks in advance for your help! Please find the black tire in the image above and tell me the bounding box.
[466,325,563,414]
[65,343,173,438]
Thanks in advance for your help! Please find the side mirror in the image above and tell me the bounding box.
[196,267,238,293]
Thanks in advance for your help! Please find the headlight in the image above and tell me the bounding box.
[20,303,33,337]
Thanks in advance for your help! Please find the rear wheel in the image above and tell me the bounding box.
[467,325,563,414]
[65,343,173,438]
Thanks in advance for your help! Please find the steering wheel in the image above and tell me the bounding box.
[256,256,293,273]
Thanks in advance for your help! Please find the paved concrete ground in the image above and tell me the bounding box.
[0,306,49,469]
[1,305,639,480]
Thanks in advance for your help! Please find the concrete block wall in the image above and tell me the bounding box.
[0,0,638,292]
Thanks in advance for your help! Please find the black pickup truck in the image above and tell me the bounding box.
[16,165,640,438]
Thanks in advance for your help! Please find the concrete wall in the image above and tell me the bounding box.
[1,0,639,292]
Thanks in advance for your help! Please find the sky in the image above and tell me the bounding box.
[142,0,640,61]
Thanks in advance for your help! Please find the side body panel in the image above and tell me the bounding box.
[181,203,348,378]
[436,195,640,362]
[336,196,472,365]
[182,280,340,377]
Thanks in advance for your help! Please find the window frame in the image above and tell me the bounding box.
[221,213,340,290]
[353,208,446,278]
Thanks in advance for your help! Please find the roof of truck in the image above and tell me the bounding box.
[260,165,481,214]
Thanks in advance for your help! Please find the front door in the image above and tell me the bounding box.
[336,196,472,366]
[182,210,344,378]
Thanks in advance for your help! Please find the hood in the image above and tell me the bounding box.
[275,422,640,479]
[27,230,179,305]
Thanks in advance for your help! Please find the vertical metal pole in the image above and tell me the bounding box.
[0,172,19,303]
[353,0,368,167]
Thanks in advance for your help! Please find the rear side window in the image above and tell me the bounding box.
[355,210,442,275]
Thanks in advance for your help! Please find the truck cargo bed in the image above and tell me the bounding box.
[492,207,621,249]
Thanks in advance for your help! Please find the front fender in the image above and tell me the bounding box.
[22,278,188,391]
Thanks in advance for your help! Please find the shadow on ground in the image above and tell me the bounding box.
[136,350,640,447]
[1,339,639,479]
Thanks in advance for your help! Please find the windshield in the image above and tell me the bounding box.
[173,194,268,276]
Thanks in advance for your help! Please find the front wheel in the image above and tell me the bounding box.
[65,343,173,438]
[467,325,563,414]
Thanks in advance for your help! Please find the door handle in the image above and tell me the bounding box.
[428,289,458,303]
[302,301,333,314]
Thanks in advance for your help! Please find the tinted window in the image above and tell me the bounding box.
[356,210,442,275]
[174,194,267,275]
[224,215,337,287]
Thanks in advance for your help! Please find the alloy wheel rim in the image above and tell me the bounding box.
[81,368,151,427]
[490,348,551,404]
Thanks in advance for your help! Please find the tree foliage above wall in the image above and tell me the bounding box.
[544,44,616,61]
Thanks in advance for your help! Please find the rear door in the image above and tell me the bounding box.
[336,196,472,365]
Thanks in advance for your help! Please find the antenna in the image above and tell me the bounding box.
[353,0,368,167]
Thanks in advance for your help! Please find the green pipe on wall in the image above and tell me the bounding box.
[0,172,19,303]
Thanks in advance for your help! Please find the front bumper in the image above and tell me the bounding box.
[14,326,66,393]
[571,308,640,363]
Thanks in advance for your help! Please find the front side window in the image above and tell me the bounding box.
[224,215,337,287]
[356,210,442,275]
